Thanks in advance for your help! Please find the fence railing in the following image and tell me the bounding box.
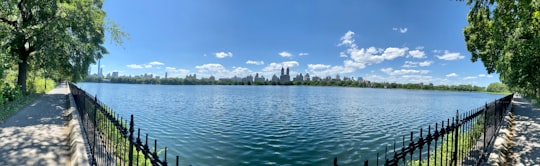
[335,93,514,166]
[69,83,181,166]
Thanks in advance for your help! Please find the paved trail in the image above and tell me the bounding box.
[0,84,69,166]
[512,95,540,166]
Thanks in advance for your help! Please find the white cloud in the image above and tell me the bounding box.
[262,61,299,73]
[165,67,190,78]
[127,61,166,69]
[231,67,252,76]
[194,63,254,78]
[307,65,351,77]
[246,60,264,65]
[419,61,433,67]
[339,31,408,67]
[215,52,233,58]
[380,68,429,76]
[436,50,464,60]
[307,64,331,70]
[380,68,393,74]
[478,74,494,78]
[401,75,432,80]
[364,74,437,84]
[338,30,356,47]
[279,51,292,57]
[402,61,417,68]
[126,64,143,69]
[381,47,409,60]
[343,60,366,70]
[446,73,458,77]
[149,61,164,65]
[408,49,426,58]
[339,52,348,58]
[392,27,408,34]
[299,52,309,56]
[196,63,227,72]
[317,31,413,76]
[402,61,432,68]
[463,76,477,80]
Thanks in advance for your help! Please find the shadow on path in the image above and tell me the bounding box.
[0,84,69,166]
[512,96,540,166]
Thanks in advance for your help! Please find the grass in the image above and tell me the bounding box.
[0,93,41,123]
[78,93,166,166]
[408,117,486,166]
[0,78,56,123]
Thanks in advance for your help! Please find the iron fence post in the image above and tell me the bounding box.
[483,102,488,160]
[128,115,135,166]
[453,110,459,166]
[93,96,98,163]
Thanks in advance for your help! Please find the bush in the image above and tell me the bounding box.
[1,83,22,102]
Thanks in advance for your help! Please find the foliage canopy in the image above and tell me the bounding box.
[0,0,127,91]
[464,0,540,96]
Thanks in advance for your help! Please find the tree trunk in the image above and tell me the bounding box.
[17,51,29,92]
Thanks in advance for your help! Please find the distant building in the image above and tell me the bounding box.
[254,73,265,82]
[304,73,310,81]
[144,73,153,78]
[334,74,341,81]
[112,72,119,77]
[271,74,279,82]
[186,74,197,80]
[165,72,168,79]
[98,67,103,77]
[242,75,254,82]
[279,67,291,82]
[293,73,304,81]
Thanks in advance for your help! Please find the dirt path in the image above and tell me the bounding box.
[512,95,540,166]
[0,83,69,166]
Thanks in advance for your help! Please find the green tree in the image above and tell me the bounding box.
[463,0,540,97]
[0,0,127,91]
[486,82,509,93]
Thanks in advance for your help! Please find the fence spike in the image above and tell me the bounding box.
[154,139,158,156]
[164,147,168,162]
[128,115,134,166]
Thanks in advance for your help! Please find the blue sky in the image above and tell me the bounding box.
[95,0,500,86]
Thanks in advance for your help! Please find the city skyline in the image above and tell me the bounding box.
[93,0,500,86]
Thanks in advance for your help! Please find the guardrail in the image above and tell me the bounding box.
[335,93,513,166]
[69,83,181,165]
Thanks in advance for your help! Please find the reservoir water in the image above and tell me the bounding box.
[75,82,504,165]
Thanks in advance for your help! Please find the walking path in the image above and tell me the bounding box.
[511,95,540,165]
[0,83,69,166]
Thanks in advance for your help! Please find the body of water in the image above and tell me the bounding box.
[75,83,504,165]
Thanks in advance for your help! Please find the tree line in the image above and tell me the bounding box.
[83,75,493,92]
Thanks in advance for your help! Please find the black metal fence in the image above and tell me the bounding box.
[335,93,514,166]
[69,83,181,166]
